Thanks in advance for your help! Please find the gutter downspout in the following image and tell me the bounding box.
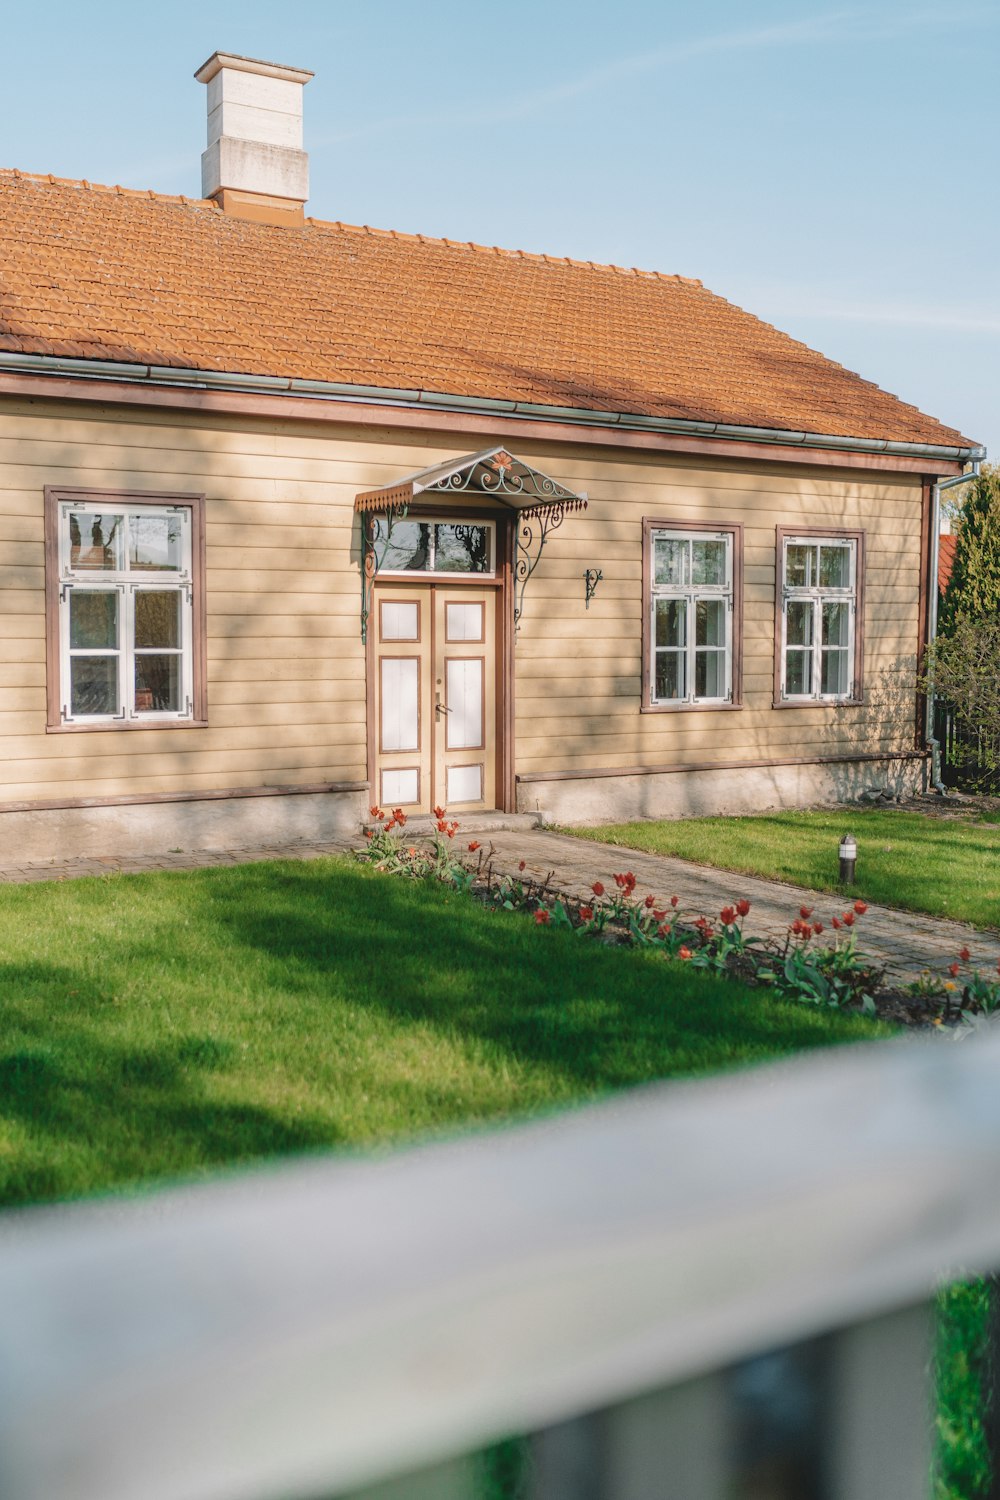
[926,464,981,792]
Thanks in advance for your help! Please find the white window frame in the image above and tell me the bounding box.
[779,535,858,703]
[649,529,733,707]
[372,516,496,580]
[57,500,195,725]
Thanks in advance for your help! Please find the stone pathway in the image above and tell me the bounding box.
[0,839,355,883]
[0,825,995,988]
[478,829,1000,989]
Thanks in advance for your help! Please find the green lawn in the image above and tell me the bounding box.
[0,855,888,1208]
[564,808,1000,930]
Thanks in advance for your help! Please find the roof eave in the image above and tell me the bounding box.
[0,351,984,465]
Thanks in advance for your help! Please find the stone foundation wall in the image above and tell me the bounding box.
[0,788,367,863]
[518,757,926,826]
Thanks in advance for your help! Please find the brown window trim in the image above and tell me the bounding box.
[772,525,866,709]
[641,516,744,713]
[44,485,208,732]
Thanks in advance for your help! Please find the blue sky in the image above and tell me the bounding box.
[1,0,997,455]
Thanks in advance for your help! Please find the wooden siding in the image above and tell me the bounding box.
[0,397,924,803]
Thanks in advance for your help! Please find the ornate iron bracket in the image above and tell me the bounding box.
[584,568,603,609]
[360,502,409,642]
[514,502,570,632]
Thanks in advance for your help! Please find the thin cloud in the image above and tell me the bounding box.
[752,295,1000,337]
[316,3,998,146]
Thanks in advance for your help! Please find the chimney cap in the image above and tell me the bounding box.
[194,51,314,87]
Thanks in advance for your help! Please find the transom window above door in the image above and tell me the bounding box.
[372,518,495,577]
[645,525,740,709]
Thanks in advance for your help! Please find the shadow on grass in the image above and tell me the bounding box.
[0,961,338,1206]
[197,859,882,1089]
[0,861,883,1208]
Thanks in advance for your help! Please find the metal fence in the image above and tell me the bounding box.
[934,698,999,789]
[2,1030,1000,1500]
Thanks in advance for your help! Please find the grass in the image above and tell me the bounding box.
[563,808,1000,930]
[936,1282,991,1500]
[0,854,890,1208]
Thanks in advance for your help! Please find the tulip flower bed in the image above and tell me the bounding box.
[360,807,1000,1025]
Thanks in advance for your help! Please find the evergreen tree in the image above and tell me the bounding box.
[939,464,1000,634]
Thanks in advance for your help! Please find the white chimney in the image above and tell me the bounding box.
[194,52,314,226]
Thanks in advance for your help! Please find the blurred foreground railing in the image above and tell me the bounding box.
[3,1031,1000,1500]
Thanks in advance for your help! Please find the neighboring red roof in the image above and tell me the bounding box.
[0,169,978,449]
[938,533,957,593]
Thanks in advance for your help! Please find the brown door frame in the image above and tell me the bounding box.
[364,509,515,813]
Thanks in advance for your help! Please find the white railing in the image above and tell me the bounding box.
[2,1030,1000,1500]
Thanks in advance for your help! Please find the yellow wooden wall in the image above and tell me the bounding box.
[513,441,923,774]
[0,396,923,803]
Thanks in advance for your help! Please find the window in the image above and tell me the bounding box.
[372,518,495,577]
[45,489,206,728]
[643,523,741,709]
[777,531,862,703]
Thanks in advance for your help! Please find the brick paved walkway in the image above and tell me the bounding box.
[0,826,995,987]
[479,829,1000,988]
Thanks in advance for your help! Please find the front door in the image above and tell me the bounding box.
[373,581,497,814]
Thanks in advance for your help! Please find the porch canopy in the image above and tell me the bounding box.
[354,445,587,517]
[355,447,588,638]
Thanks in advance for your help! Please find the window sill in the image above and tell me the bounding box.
[641,701,743,714]
[771,698,865,710]
[46,719,209,734]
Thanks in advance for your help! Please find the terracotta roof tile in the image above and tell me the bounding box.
[0,168,977,448]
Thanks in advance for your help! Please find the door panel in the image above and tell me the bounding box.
[373,590,431,810]
[434,588,495,811]
[372,581,497,813]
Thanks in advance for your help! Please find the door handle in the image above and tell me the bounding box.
[435,694,451,716]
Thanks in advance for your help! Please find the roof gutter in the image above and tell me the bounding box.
[0,350,985,466]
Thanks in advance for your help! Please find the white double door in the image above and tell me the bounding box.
[373,582,497,814]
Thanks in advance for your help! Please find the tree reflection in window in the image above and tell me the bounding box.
[374,519,491,574]
[436,524,489,573]
[69,512,122,570]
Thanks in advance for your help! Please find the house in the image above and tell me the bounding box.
[0,52,984,860]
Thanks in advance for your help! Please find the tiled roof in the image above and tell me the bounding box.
[0,169,977,449]
[938,532,958,593]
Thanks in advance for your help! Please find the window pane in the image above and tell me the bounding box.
[695,598,725,647]
[785,649,811,696]
[655,598,686,648]
[129,514,183,571]
[654,537,689,586]
[822,649,850,697]
[135,655,181,713]
[785,600,814,647]
[822,601,849,647]
[434,524,490,573]
[135,590,181,649]
[375,520,432,572]
[69,590,118,649]
[655,650,684,700]
[68,512,124,571]
[695,649,725,699]
[819,544,851,589]
[692,539,727,586]
[785,544,812,588]
[71,656,119,715]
